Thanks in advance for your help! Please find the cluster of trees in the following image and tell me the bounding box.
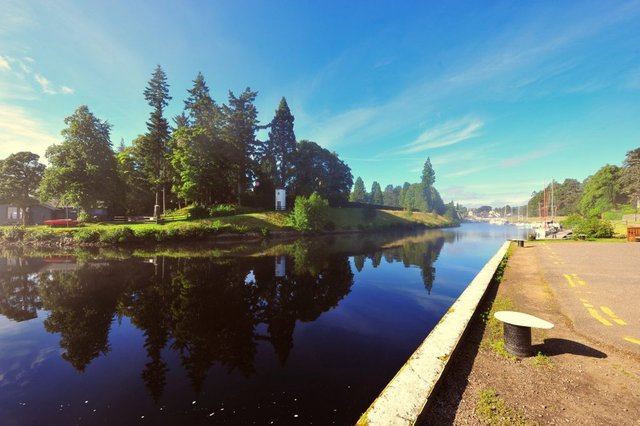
[348,158,458,219]
[526,147,640,218]
[0,66,353,220]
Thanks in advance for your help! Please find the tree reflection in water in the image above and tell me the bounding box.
[0,229,449,402]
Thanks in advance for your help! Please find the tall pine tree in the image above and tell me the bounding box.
[137,65,172,215]
[370,181,383,205]
[223,88,260,205]
[350,177,367,202]
[267,97,297,189]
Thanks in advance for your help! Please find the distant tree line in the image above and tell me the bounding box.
[471,147,640,219]
[348,157,459,221]
[0,65,354,219]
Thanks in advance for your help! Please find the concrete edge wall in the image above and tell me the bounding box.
[357,240,511,425]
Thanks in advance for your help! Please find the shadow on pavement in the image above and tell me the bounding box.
[534,338,607,359]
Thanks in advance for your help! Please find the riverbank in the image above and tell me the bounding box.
[422,241,640,425]
[0,207,457,247]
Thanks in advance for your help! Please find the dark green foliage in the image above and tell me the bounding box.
[620,147,640,208]
[370,181,383,205]
[0,152,45,225]
[350,176,367,202]
[266,97,297,188]
[116,144,155,215]
[421,157,436,186]
[291,140,353,206]
[39,105,121,213]
[188,204,210,219]
[222,88,260,205]
[289,194,329,232]
[138,65,173,208]
[382,184,398,207]
[171,73,228,205]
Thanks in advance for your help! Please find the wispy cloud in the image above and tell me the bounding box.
[499,148,554,168]
[60,85,74,95]
[0,104,59,159]
[0,56,10,71]
[399,118,484,154]
[34,73,56,95]
[444,165,493,178]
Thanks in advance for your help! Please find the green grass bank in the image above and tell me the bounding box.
[0,207,457,247]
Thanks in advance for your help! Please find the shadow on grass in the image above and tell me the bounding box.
[533,338,607,359]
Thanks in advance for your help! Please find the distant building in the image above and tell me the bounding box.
[275,189,286,211]
[0,203,80,226]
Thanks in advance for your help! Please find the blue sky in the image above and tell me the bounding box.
[1,0,639,207]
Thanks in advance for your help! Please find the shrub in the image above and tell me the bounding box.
[189,204,210,219]
[574,217,614,238]
[289,194,329,232]
[74,228,100,243]
[561,213,583,230]
[1,226,26,242]
[99,227,135,244]
[77,211,92,223]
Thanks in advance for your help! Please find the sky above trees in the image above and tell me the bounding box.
[1,0,639,207]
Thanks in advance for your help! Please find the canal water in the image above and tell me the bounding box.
[0,223,525,425]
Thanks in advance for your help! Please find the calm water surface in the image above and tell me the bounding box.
[0,223,525,425]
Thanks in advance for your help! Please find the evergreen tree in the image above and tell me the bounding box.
[370,181,383,205]
[400,182,410,207]
[382,184,396,207]
[137,65,172,215]
[171,73,228,205]
[421,157,436,186]
[350,177,367,202]
[267,97,297,189]
[39,105,121,214]
[620,147,640,208]
[222,88,260,205]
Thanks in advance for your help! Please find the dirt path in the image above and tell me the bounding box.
[422,242,640,425]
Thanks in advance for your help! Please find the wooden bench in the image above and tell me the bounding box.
[494,311,554,357]
[113,216,127,223]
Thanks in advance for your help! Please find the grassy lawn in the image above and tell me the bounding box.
[0,207,456,246]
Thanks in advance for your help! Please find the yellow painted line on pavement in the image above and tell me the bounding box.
[580,298,588,302]
[571,273,586,286]
[563,274,576,287]
[600,306,627,325]
[586,307,613,326]
[624,337,640,346]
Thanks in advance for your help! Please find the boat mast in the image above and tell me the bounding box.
[551,178,555,222]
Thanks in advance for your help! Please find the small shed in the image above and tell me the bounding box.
[275,189,286,211]
[627,227,640,242]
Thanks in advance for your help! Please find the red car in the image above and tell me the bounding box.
[43,219,80,227]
